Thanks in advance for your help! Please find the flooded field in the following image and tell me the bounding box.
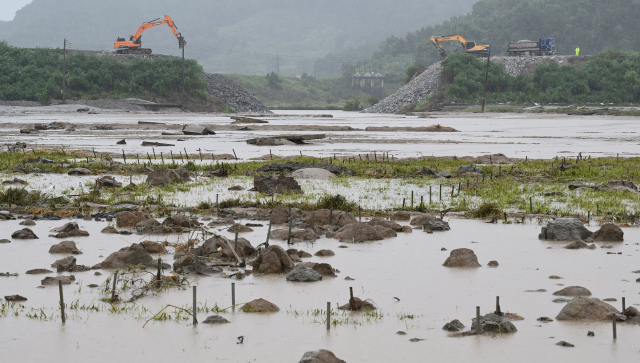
[1,217,638,362]
[1,109,639,362]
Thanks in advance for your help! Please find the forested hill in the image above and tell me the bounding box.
[370,0,639,67]
[0,0,478,75]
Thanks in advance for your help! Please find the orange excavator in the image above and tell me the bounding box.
[430,35,490,59]
[113,15,185,54]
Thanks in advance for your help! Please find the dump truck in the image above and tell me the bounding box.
[507,38,556,56]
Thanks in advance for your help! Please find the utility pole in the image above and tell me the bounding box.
[481,45,491,113]
[277,56,280,75]
[62,38,66,103]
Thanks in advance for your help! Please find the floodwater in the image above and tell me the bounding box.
[0,218,638,362]
[2,110,640,160]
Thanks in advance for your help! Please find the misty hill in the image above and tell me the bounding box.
[0,0,478,75]
[369,0,638,67]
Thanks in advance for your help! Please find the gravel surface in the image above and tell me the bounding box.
[202,73,271,113]
[363,55,591,114]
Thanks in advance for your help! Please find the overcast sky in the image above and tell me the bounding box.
[0,0,32,21]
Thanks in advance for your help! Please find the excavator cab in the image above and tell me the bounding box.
[465,41,476,50]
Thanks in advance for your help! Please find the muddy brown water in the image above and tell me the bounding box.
[0,218,638,362]
[2,110,640,160]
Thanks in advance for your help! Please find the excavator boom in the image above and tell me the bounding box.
[113,15,184,54]
[430,35,490,59]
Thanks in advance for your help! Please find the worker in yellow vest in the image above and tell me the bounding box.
[575,46,580,56]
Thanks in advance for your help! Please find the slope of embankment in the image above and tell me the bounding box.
[364,56,591,114]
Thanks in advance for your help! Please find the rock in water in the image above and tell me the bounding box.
[443,248,481,268]
[472,313,517,333]
[314,249,335,257]
[11,228,38,239]
[538,218,592,241]
[423,219,450,231]
[456,165,483,174]
[241,298,280,313]
[334,222,385,241]
[251,245,294,273]
[4,295,27,301]
[552,286,592,297]
[588,223,623,242]
[556,297,622,321]
[442,319,465,331]
[367,217,404,232]
[299,349,346,363]
[93,243,153,269]
[116,211,149,228]
[41,275,75,285]
[202,315,229,324]
[253,175,302,194]
[49,240,82,254]
[286,266,323,282]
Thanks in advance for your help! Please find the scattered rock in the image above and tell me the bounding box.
[11,228,38,239]
[487,260,499,267]
[587,223,624,242]
[4,295,27,301]
[251,245,294,274]
[19,219,36,226]
[49,222,89,238]
[101,226,118,234]
[26,269,52,274]
[298,349,346,363]
[537,317,553,322]
[556,341,574,347]
[146,168,191,186]
[202,315,230,324]
[201,235,256,259]
[538,218,592,241]
[456,165,483,174]
[553,286,592,297]
[227,223,254,233]
[241,298,280,313]
[256,161,354,176]
[116,211,149,228]
[286,266,323,282]
[442,319,465,331]
[141,241,166,254]
[556,297,622,321]
[253,175,302,194]
[93,243,153,269]
[41,275,75,285]
[565,241,589,249]
[315,249,335,257]
[334,222,385,241]
[68,168,91,176]
[96,176,122,188]
[291,168,336,179]
[228,185,244,191]
[51,256,90,272]
[472,313,517,333]
[443,248,481,268]
[49,241,82,254]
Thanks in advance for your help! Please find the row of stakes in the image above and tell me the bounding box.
[57,279,626,338]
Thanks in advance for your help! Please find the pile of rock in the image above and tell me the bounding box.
[201,73,271,113]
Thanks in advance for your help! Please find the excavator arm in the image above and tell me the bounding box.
[113,15,184,54]
[430,35,489,59]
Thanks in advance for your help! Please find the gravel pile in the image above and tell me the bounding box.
[364,55,589,114]
[202,73,271,113]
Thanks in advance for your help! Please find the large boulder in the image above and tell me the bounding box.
[538,218,593,241]
[588,223,623,242]
[96,176,122,188]
[162,215,191,229]
[270,206,294,224]
[472,313,517,333]
[286,266,323,282]
[334,222,384,241]
[241,298,280,313]
[252,245,294,274]
[49,240,82,254]
[442,319,465,332]
[257,162,354,176]
[146,168,190,186]
[141,241,166,254]
[201,235,256,259]
[135,219,172,234]
[116,211,149,228]
[304,209,356,227]
[373,225,397,238]
[299,350,346,363]
[443,248,481,268]
[253,175,303,194]
[291,168,336,179]
[552,286,592,297]
[68,168,91,176]
[556,297,622,321]
[94,243,153,269]
[51,256,90,272]
[367,217,403,232]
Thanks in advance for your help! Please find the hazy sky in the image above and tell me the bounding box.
[0,0,32,21]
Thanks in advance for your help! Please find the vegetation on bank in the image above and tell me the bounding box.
[0,42,209,104]
[437,50,640,104]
